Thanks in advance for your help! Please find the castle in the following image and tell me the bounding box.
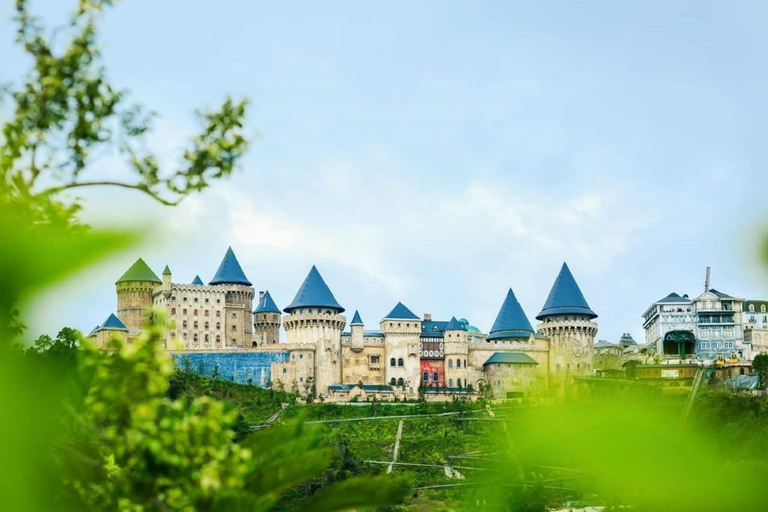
[89,247,599,400]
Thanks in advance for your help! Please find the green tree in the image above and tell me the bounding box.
[1,0,249,228]
[753,353,768,389]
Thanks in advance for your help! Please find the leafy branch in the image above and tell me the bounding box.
[1,0,249,222]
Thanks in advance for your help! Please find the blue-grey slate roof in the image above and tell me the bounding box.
[96,313,128,332]
[421,320,450,338]
[445,316,467,331]
[350,310,363,325]
[483,352,538,365]
[536,262,597,320]
[383,302,420,320]
[284,265,344,313]
[209,247,252,286]
[254,290,281,314]
[708,288,733,299]
[191,275,204,285]
[487,289,535,341]
[657,292,691,303]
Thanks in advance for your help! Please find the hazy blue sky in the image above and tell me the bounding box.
[3,1,768,343]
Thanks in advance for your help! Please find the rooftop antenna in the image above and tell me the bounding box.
[704,266,711,293]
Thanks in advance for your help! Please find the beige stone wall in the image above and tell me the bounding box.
[283,309,346,396]
[341,337,385,385]
[484,363,538,398]
[381,320,421,396]
[116,281,157,333]
[271,345,315,394]
[224,287,255,348]
[254,312,281,346]
[157,284,227,350]
[91,328,128,349]
[469,335,550,393]
[444,330,468,388]
[537,317,597,397]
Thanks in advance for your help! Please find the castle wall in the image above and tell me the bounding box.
[341,337,385,385]
[117,281,157,332]
[172,350,289,387]
[484,363,538,398]
[283,309,345,396]
[382,320,421,396]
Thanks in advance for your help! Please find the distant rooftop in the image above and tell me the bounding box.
[483,352,538,365]
[536,262,597,320]
[284,266,344,313]
[254,290,281,314]
[383,302,420,320]
[116,258,161,285]
[209,247,252,286]
[487,289,534,341]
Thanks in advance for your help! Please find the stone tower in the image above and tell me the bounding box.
[208,247,255,348]
[116,258,161,333]
[443,316,468,389]
[283,266,346,396]
[486,288,549,394]
[380,302,421,393]
[254,290,281,346]
[90,312,129,348]
[349,310,364,352]
[535,263,598,397]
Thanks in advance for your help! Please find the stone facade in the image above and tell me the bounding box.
[95,252,600,400]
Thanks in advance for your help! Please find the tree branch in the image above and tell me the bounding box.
[39,180,181,206]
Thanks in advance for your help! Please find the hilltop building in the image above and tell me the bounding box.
[641,287,753,361]
[92,250,599,400]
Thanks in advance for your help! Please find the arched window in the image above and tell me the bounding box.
[390,358,396,367]
[762,305,766,313]
[750,304,755,312]
[204,310,209,317]
[457,379,462,388]
[448,379,453,387]
[182,320,187,328]
[390,378,396,386]
[216,322,221,329]
[282,368,287,374]
[423,371,429,382]
[398,358,404,367]
[183,308,187,315]
[463,359,467,367]
[216,335,220,343]
[204,334,209,342]
[193,321,198,328]
[204,321,209,329]
[456,358,461,368]
[448,359,453,369]
[171,308,176,315]
[193,333,198,342]
[433,372,439,382]
[397,378,404,386]
[216,310,221,317]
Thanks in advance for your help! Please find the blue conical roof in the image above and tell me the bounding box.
[487,289,534,341]
[209,247,252,286]
[383,302,420,320]
[96,313,128,332]
[191,275,204,285]
[350,310,363,325]
[445,316,467,331]
[254,290,281,314]
[536,262,597,320]
[284,266,344,313]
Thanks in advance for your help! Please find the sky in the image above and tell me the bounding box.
[3,0,768,344]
